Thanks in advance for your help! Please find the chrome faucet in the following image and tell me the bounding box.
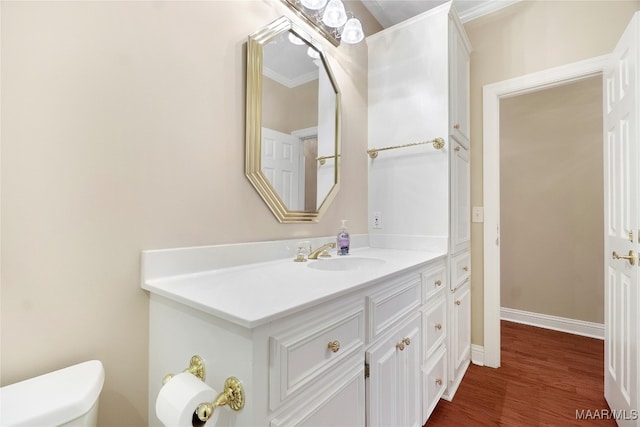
[308,242,336,259]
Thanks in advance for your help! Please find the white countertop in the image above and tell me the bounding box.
[142,247,445,329]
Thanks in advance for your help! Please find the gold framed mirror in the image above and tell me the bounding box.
[246,16,341,223]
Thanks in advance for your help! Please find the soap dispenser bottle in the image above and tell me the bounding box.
[337,220,350,255]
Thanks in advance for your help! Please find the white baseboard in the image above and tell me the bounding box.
[471,344,484,366]
[500,307,604,340]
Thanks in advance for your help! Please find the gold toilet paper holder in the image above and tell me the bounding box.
[162,355,245,424]
[162,355,206,385]
[195,376,245,423]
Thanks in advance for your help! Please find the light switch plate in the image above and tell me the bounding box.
[472,206,484,223]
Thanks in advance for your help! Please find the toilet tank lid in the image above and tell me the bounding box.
[0,360,105,427]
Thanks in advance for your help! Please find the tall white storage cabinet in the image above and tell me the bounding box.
[367,0,472,417]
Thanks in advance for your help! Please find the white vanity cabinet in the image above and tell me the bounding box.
[367,0,472,409]
[144,246,446,427]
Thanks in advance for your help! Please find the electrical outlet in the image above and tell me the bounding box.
[372,212,383,229]
[472,206,484,223]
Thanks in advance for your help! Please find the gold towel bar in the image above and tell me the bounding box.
[317,154,339,165]
[367,137,445,159]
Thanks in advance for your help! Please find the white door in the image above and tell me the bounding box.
[261,127,305,211]
[603,13,639,426]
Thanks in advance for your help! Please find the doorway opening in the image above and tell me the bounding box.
[482,55,609,368]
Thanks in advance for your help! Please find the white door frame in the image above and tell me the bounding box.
[482,55,610,368]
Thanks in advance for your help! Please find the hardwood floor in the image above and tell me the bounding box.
[426,321,615,426]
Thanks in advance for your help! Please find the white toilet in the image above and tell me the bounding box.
[0,360,104,427]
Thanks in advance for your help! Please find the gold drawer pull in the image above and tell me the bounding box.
[455,300,461,306]
[327,340,340,353]
[403,337,411,346]
[435,323,442,331]
[396,342,405,351]
[434,279,442,287]
[435,378,443,386]
[462,266,469,272]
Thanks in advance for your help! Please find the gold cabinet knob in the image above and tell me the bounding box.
[612,250,636,266]
[454,146,461,152]
[454,123,460,129]
[434,279,442,287]
[462,266,469,272]
[327,340,340,353]
[435,378,443,386]
[455,300,462,306]
[435,323,442,331]
[403,337,411,346]
[396,342,405,351]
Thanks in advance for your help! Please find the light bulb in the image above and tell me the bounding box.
[322,0,347,28]
[300,0,327,10]
[341,17,364,44]
[288,32,305,45]
[307,46,321,59]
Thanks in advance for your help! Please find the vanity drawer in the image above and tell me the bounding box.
[422,344,447,422]
[422,294,446,359]
[421,261,447,301]
[367,275,421,342]
[450,251,470,290]
[269,303,365,410]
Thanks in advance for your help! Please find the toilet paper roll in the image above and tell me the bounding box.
[156,372,219,427]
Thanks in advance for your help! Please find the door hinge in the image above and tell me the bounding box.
[364,363,370,379]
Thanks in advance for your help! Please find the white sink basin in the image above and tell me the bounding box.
[307,257,386,272]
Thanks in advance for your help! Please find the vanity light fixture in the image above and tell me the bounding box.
[322,0,347,28]
[281,0,364,46]
[341,16,364,44]
[300,0,327,9]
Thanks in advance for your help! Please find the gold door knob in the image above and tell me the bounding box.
[396,342,405,351]
[403,337,411,346]
[434,279,442,287]
[435,323,442,331]
[612,250,636,266]
[327,340,340,353]
[435,378,443,386]
[455,300,462,306]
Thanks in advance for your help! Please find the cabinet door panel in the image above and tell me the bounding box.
[270,360,365,427]
[422,345,447,423]
[422,294,447,359]
[453,282,471,372]
[451,143,470,253]
[367,312,421,427]
[449,17,470,147]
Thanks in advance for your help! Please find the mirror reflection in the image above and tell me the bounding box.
[246,17,340,223]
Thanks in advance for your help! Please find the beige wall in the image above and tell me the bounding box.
[500,76,603,323]
[262,77,318,133]
[0,1,371,425]
[465,0,639,346]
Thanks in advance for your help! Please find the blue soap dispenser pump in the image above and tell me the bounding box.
[337,219,350,255]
